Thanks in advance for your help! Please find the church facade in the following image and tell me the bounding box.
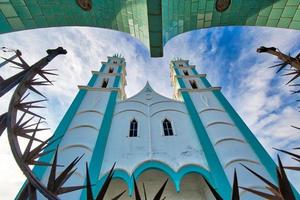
[31,55,286,199]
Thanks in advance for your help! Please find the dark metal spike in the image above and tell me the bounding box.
[0,54,18,68]
[274,148,300,160]
[37,71,54,85]
[284,166,300,171]
[86,162,94,200]
[57,185,86,195]
[27,85,47,98]
[27,182,37,200]
[54,168,77,192]
[276,63,288,73]
[286,73,300,85]
[153,179,168,200]
[31,149,56,160]
[96,162,116,200]
[20,92,30,103]
[22,119,41,160]
[16,54,30,69]
[133,175,141,200]
[18,107,45,119]
[0,56,25,68]
[54,155,84,191]
[291,125,300,130]
[239,187,279,200]
[241,164,278,191]
[142,183,147,200]
[232,169,239,200]
[111,190,126,200]
[31,161,55,166]
[0,112,7,136]
[47,149,59,191]
[268,62,286,68]
[203,178,223,200]
[276,155,295,200]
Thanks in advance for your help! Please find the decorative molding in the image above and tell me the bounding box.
[68,125,99,132]
[173,65,196,69]
[199,108,225,113]
[214,138,246,146]
[224,158,260,169]
[95,160,212,195]
[78,85,120,92]
[206,121,235,128]
[114,109,148,117]
[91,71,122,77]
[60,144,93,153]
[175,74,206,78]
[150,109,187,117]
[179,87,221,93]
[77,109,104,116]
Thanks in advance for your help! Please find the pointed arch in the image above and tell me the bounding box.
[163,118,174,136]
[129,118,138,137]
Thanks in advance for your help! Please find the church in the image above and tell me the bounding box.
[28,55,285,199]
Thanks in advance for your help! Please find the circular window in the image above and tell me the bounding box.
[216,0,231,12]
[76,0,92,11]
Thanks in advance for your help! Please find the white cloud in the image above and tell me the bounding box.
[0,26,300,198]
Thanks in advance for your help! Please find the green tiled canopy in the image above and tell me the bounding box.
[1,0,300,57]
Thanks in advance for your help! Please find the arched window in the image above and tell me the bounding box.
[189,80,198,89]
[163,119,173,136]
[109,67,114,73]
[129,119,138,137]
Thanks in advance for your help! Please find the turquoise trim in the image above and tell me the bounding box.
[93,161,213,196]
[174,67,232,199]
[193,67,299,198]
[16,66,100,199]
[212,89,300,198]
[80,66,122,200]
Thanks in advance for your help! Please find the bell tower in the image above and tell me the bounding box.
[170,58,279,199]
[33,55,127,199]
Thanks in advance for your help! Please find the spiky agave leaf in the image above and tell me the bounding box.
[203,178,222,200]
[95,162,116,200]
[232,170,239,200]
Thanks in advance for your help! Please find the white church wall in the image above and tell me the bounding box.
[101,109,150,177]
[150,109,209,171]
[187,83,275,199]
[77,91,110,114]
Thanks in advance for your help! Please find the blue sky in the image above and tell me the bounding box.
[0,26,300,199]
